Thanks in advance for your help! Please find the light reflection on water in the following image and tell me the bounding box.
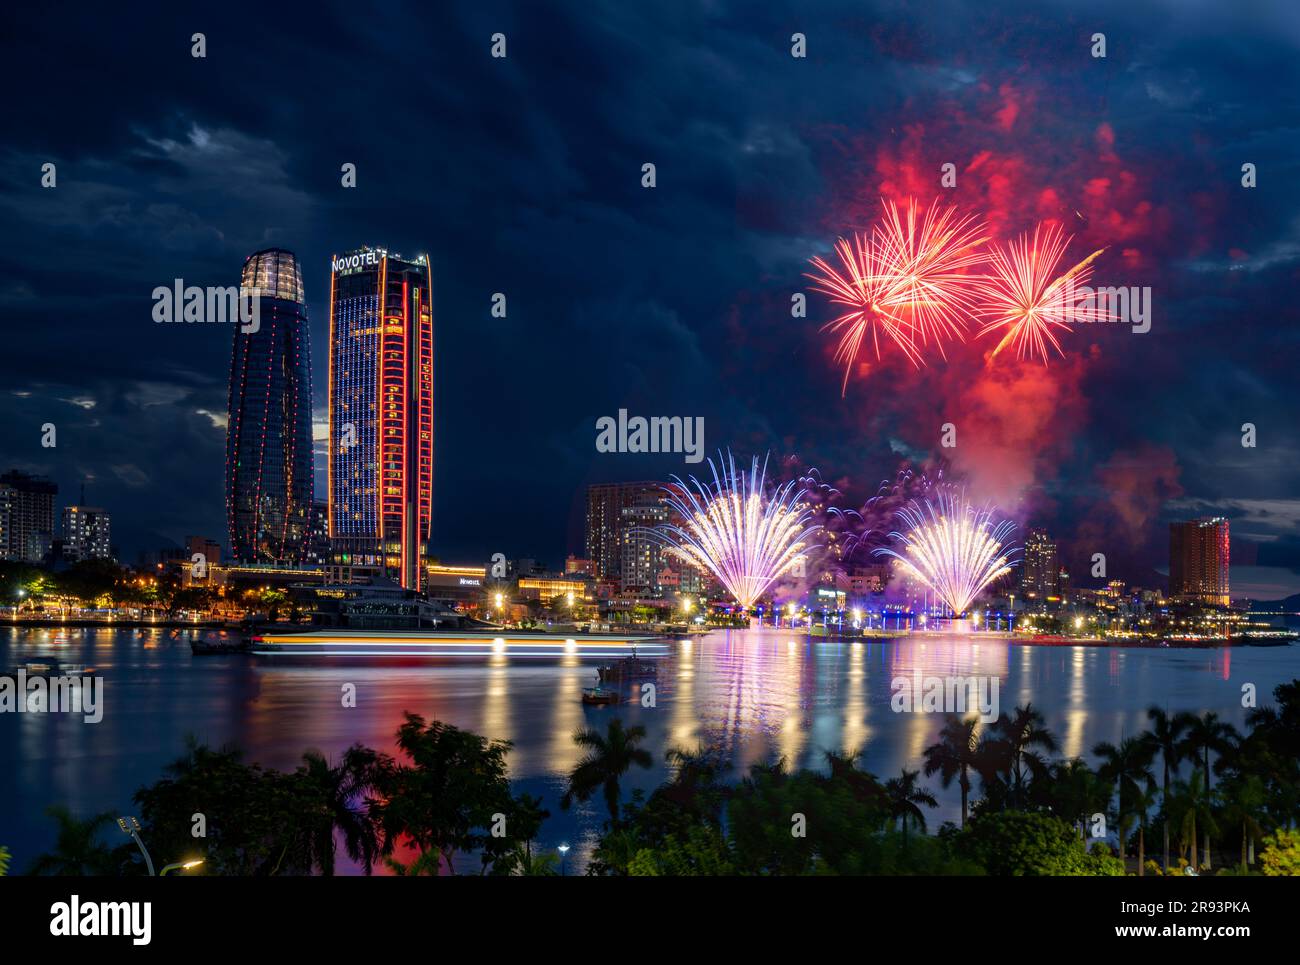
[1,625,1296,873]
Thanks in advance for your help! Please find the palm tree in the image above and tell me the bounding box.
[1093,735,1156,869]
[297,744,384,875]
[1179,712,1237,870]
[1143,706,1190,872]
[992,703,1058,807]
[923,714,981,827]
[883,767,937,849]
[1129,784,1158,876]
[1168,770,1218,872]
[562,719,653,826]
[1220,775,1267,873]
[27,806,118,876]
[509,848,559,876]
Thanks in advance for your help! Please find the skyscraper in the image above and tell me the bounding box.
[62,505,112,561]
[1019,528,1059,602]
[328,247,433,590]
[1170,517,1230,606]
[619,491,670,595]
[585,481,662,583]
[0,470,57,563]
[225,248,315,563]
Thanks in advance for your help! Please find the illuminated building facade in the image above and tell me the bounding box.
[329,247,433,591]
[0,470,57,563]
[1020,528,1059,603]
[226,248,315,563]
[62,505,112,561]
[1170,517,1230,606]
[585,481,662,583]
[619,493,669,595]
[518,576,589,603]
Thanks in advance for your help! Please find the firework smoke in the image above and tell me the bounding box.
[873,488,1019,616]
[655,452,822,611]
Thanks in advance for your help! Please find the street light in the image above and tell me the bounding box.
[161,858,204,876]
[117,816,154,876]
[557,843,570,876]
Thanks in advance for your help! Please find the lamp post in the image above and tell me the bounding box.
[557,843,570,876]
[117,816,154,876]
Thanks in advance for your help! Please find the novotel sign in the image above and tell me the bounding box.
[458,577,482,586]
[331,249,386,274]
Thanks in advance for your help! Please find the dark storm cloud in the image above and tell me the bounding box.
[0,1,1297,593]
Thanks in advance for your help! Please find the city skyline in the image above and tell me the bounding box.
[1,4,1298,601]
[4,0,1300,902]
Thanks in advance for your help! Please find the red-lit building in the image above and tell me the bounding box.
[328,247,434,590]
[1169,517,1230,606]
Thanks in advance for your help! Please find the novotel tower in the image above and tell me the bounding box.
[328,247,434,590]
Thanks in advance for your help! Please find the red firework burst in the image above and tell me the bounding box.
[976,222,1110,363]
[807,233,924,388]
[807,198,987,392]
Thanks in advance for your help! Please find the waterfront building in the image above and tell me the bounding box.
[305,500,331,566]
[225,248,315,563]
[619,491,670,596]
[328,246,434,591]
[565,554,593,576]
[1170,517,1230,606]
[1020,528,1060,604]
[584,481,662,583]
[61,505,112,561]
[518,575,590,603]
[0,470,57,563]
[427,563,487,605]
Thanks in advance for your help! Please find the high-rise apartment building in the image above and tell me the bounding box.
[619,492,670,595]
[0,470,57,563]
[1170,517,1230,606]
[584,481,662,583]
[1019,528,1060,602]
[62,505,112,561]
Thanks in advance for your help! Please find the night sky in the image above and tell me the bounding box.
[2,1,1298,598]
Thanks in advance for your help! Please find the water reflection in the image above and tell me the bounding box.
[0,625,1290,872]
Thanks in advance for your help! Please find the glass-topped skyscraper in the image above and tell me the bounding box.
[328,247,433,590]
[225,248,315,563]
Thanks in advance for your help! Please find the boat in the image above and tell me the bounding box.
[248,628,663,658]
[581,686,620,706]
[597,652,659,683]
